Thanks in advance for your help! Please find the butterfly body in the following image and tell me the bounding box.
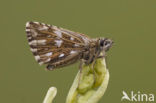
[26,22,113,70]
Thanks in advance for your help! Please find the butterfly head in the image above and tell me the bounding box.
[99,38,113,51]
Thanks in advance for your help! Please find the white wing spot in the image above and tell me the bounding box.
[26,22,30,27]
[59,53,64,57]
[47,35,51,37]
[41,23,46,26]
[34,22,39,24]
[31,29,38,37]
[74,44,79,47]
[39,25,48,30]
[37,40,46,45]
[54,30,62,38]
[70,37,74,40]
[39,62,44,65]
[55,40,62,47]
[26,29,30,32]
[45,52,53,56]
[52,25,58,30]
[45,58,51,62]
[35,55,40,61]
[30,48,37,52]
[29,40,37,45]
[70,51,77,54]
[29,40,46,45]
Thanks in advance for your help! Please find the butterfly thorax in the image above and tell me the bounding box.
[81,38,113,65]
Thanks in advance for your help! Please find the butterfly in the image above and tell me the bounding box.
[25,21,113,70]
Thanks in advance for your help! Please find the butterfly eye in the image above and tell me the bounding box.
[99,38,113,51]
[100,39,105,47]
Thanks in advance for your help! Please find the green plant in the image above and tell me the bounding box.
[43,57,109,103]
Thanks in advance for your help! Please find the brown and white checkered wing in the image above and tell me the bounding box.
[25,21,89,70]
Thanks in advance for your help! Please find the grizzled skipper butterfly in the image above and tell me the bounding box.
[25,22,113,70]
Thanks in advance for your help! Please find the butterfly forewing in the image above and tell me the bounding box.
[25,21,90,69]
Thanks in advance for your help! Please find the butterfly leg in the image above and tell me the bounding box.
[91,55,99,84]
[78,59,85,86]
[90,49,101,69]
[90,50,103,84]
[97,51,106,58]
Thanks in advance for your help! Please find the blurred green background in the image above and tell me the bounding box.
[0,0,155,103]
